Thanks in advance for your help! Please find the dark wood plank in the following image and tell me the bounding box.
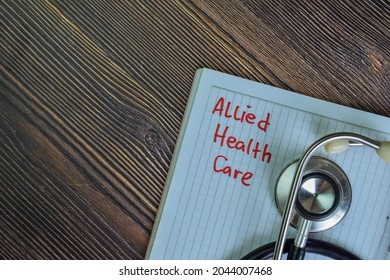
[193,0,390,115]
[0,0,389,259]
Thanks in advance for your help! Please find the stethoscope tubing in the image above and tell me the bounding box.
[243,238,360,260]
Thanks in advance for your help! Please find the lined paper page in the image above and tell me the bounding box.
[147,69,390,260]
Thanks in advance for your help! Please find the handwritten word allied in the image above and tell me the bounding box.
[210,97,273,187]
[212,97,271,132]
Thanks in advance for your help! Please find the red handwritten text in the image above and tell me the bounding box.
[213,155,253,186]
[212,97,271,132]
[214,124,271,162]
[210,97,273,187]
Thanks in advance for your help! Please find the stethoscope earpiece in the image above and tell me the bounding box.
[324,139,349,154]
[325,139,390,163]
[376,141,390,163]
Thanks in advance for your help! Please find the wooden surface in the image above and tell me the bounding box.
[1,1,389,259]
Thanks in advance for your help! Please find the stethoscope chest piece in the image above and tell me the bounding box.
[275,156,352,232]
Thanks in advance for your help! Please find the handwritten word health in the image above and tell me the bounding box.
[211,97,272,186]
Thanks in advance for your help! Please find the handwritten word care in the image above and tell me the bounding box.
[211,97,272,186]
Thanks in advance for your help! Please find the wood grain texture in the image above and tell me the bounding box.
[0,0,389,259]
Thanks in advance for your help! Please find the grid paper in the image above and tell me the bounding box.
[147,69,390,260]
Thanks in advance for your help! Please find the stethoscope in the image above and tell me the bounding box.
[243,132,390,260]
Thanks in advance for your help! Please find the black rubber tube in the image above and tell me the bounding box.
[287,245,306,260]
[241,238,360,260]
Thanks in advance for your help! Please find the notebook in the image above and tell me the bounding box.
[146,68,390,260]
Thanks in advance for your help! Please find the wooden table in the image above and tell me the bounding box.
[1,1,389,259]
